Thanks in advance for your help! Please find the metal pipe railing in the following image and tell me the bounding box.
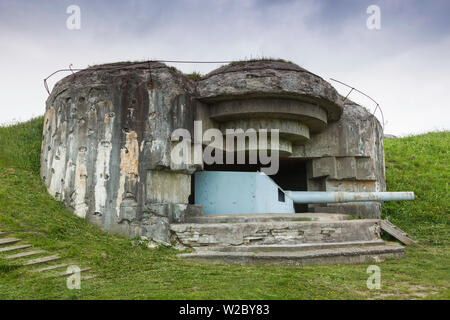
[284,191,414,204]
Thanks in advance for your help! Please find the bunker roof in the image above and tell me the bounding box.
[197,59,344,121]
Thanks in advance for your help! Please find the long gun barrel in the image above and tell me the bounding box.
[284,191,414,204]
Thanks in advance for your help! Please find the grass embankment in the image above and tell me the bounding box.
[0,118,448,299]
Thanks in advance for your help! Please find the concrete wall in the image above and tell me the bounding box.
[291,102,385,217]
[41,62,197,242]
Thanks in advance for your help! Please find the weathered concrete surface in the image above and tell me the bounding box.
[209,98,328,132]
[220,118,310,144]
[178,244,405,266]
[0,238,21,245]
[0,244,32,253]
[185,213,350,224]
[5,250,46,260]
[41,62,197,242]
[195,61,344,156]
[197,61,343,121]
[170,220,382,247]
[293,102,384,161]
[291,101,386,218]
[192,240,385,252]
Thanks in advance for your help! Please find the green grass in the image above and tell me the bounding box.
[229,57,294,65]
[383,132,449,247]
[184,71,203,81]
[0,117,43,174]
[0,119,448,299]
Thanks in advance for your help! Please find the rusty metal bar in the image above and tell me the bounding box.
[329,78,385,131]
[284,191,414,204]
[43,59,235,95]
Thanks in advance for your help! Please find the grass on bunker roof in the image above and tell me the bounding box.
[0,118,448,299]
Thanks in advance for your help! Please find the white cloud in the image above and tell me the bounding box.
[0,0,448,135]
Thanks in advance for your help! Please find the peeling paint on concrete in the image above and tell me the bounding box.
[42,62,197,241]
[94,113,114,215]
[116,130,139,218]
[74,146,88,218]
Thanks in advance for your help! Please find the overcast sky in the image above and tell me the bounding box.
[0,0,449,135]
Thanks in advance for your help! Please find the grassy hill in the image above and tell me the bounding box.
[0,117,448,299]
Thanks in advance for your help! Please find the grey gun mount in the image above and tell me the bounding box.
[285,191,414,204]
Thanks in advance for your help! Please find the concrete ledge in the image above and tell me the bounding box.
[220,118,310,144]
[178,244,405,266]
[210,98,328,133]
[197,61,343,121]
[170,219,382,247]
[184,213,351,224]
[193,240,386,252]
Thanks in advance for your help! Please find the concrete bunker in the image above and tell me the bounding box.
[41,60,387,244]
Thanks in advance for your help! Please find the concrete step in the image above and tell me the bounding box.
[170,219,382,247]
[23,255,60,266]
[184,213,350,224]
[59,267,92,277]
[178,244,405,266]
[193,240,386,252]
[0,238,21,245]
[30,264,68,273]
[0,244,32,253]
[5,250,46,260]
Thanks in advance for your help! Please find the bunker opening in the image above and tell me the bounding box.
[190,150,308,214]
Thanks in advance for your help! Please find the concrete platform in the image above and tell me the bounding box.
[5,250,46,260]
[0,238,21,245]
[172,212,406,266]
[170,219,381,247]
[0,244,32,253]
[192,240,386,252]
[178,244,405,266]
[184,213,350,224]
